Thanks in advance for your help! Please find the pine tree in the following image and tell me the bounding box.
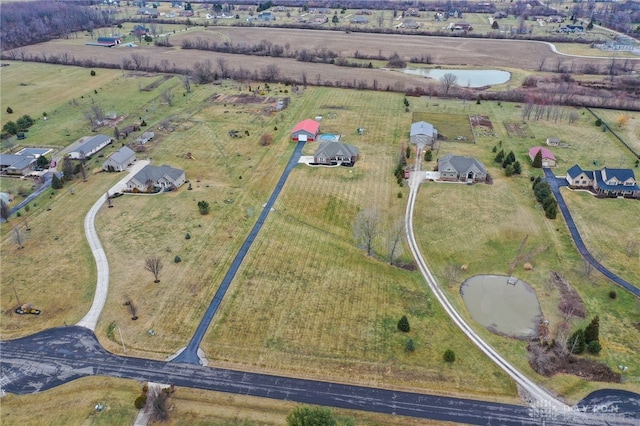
[584,315,600,344]
[397,315,410,332]
[532,149,543,168]
[443,349,456,362]
[495,149,505,163]
[513,160,522,174]
[424,149,432,161]
[51,174,64,189]
[567,329,585,354]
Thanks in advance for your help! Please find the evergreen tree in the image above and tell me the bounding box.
[532,176,541,189]
[443,349,456,362]
[584,315,600,344]
[567,329,585,354]
[495,149,505,163]
[532,149,543,168]
[405,338,415,352]
[51,174,64,189]
[505,164,514,176]
[513,160,522,174]
[397,315,410,332]
[545,202,558,219]
[6,106,13,114]
[587,340,602,354]
[424,149,432,161]
[405,146,411,159]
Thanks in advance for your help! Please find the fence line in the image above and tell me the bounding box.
[586,107,639,159]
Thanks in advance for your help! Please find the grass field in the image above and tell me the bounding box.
[590,108,640,154]
[1,59,638,420]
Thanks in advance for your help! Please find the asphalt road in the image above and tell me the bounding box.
[3,327,637,425]
[543,168,640,297]
[172,141,305,364]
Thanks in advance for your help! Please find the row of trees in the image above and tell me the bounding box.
[531,177,558,219]
[567,316,602,355]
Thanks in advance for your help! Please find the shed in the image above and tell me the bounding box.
[291,119,320,142]
[546,137,560,146]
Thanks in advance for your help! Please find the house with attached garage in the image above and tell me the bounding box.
[313,141,359,166]
[566,164,640,198]
[410,121,438,148]
[438,154,487,183]
[102,146,136,172]
[0,154,36,175]
[291,119,320,142]
[126,164,185,192]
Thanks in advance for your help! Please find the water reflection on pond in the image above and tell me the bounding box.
[403,68,511,87]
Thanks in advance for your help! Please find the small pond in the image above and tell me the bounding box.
[461,275,541,338]
[403,68,511,87]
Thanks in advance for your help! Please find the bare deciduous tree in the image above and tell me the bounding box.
[161,89,174,107]
[0,199,11,222]
[442,263,461,287]
[145,256,163,283]
[386,219,404,264]
[13,226,24,249]
[440,73,458,96]
[217,57,228,78]
[261,64,280,82]
[353,208,381,256]
[130,53,149,71]
[182,75,192,93]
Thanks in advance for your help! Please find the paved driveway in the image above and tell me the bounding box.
[543,168,639,297]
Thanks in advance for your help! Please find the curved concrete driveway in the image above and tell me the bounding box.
[76,160,149,330]
[405,154,570,413]
[543,168,640,297]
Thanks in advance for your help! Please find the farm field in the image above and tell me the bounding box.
[1,56,639,419]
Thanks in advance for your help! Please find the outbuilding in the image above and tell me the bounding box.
[103,146,136,172]
[529,146,556,168]
[69,135,112,159]
[291,119,320,142]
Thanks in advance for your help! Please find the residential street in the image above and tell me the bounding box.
[3,326,636,425]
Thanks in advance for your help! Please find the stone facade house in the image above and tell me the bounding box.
[438,154,487,183]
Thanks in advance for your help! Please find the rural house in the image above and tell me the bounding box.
[351,16,369,24]
[566,164,640,198]
[313,141,359,166]
[102,146,136,172]
[126,164,185,192]
[68,135,112,159]
[529,146,557,167]
[566,164,594,188]
[0,154,37,175]
[546,137,560,147]
[438,154,488,183]
[410,121,438,148]
[291,119,320,142]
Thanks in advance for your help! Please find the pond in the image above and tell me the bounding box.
[403,68,511,87]
[460,275,542,339]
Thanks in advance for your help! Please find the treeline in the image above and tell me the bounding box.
[0,1,115,50]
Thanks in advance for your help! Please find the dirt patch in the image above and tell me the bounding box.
[551,271,586,319]
[140,75,172,91]
[470,114,493,129]
[527,341,621,383]
[210,93,277,104]
[503,121,534,138]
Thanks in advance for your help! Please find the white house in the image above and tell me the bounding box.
[69,135,112,159]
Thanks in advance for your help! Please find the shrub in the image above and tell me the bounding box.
[405,338,415,352]
[134,395,147,409]
[6,107,13,114]
[587,340,602,354]
[397,191,403,198]
[609,290,617,299]
[185,233,191,240]
[595,118,602,126]
[584,315,600,344]
[174,255,182,263]
[545,202,558,219]
[90,70,96,76]
[444,349,456,363]
[197,200,210,215]
[424,149,432,161]
[397,315,410,332]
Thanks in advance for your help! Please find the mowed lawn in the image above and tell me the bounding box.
[591,108,640,154]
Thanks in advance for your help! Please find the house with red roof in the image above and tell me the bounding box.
[291,119,320,142]
[529,146,556,167]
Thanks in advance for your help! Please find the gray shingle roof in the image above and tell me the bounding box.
[314,141,359,160]
[411,121,436,137]
[439,153,487,176]
[75,134,111,155]
[130,164,184,185]
[106,146,136,165]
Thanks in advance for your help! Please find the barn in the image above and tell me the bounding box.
[529,146,557,168]
[291,119,320,142]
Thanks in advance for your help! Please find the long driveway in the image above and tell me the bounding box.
[76,160,150,330]
[405,156,569,413]
[171,142,305,364]
[3,326,636,425]
[543,168,640,297]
